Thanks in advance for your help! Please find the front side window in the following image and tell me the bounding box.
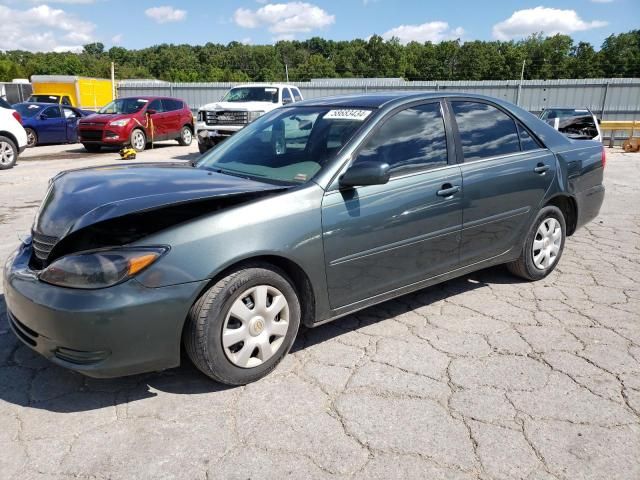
[43,106,62,118]
[222,87,279,104]
[292,88,303,102]
[61,96,72,106]
[198,107,371,185]
[451,101,520,161]
[354,102,448,175]
[282,89,293,104]
[63,107,79,119]
[147,99,164,113]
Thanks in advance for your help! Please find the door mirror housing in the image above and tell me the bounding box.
[282,97,293,105]
[146,109,157,116]
[340,161,391,188]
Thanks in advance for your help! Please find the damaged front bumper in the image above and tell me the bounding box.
[3,241,207,378]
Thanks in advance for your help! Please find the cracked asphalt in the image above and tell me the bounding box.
[0,144,638,480]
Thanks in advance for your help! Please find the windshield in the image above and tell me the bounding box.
[29,95,60,103]
[98,98,149,114]
[14,103,45,118]
[197,106,373,185]
[222,87,279,103]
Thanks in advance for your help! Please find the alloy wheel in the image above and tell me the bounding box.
[222,285,290,368]
[0,141,15,166]
[132,131,146,151]
[182,128,192,144]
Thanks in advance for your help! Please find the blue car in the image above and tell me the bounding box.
[12,103,87,147]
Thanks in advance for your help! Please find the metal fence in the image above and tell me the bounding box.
[118,78,640,120]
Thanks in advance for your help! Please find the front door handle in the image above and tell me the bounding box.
[534,163,550,174]
[436,184,460,197]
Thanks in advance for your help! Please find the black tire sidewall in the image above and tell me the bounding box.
[522,205,566,280]
[200,267,301,385]
[0,136,17,170]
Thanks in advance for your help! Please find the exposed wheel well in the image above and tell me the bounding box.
[190,255,316,329]
[0,131,18,149]
[546,195,577,236]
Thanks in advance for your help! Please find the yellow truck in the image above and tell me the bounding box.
[29,75,113,111]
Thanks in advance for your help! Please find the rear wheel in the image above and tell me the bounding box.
[178,126,193,146]
[184,264,301,385]
[507,205,566,281]
[130,128,146,152]
[83,143,101,153]
[25,128,37,148]
[0,136,17,170]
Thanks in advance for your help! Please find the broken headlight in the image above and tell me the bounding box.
[39,247,167,289]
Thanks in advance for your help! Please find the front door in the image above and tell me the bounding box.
[39,106,65,143]
[62,107,80,143]
[322,101,463,309]
[449,100,557,265]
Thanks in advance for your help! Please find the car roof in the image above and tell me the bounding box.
[293,91,518,109]
[15,102,59,107]
[231,84,299,89]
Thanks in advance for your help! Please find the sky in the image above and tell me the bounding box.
[0,0,637,53]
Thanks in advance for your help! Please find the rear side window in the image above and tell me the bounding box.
[451,101,520,161]
[518,124,541,151]
[282,88,293,104]
[43,106,62,118]
[292,88,302,102]
[162,99,183,111]
[61,96,72,106]
[354,102,448,175]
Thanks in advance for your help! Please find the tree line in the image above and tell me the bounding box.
[0,30,638,83]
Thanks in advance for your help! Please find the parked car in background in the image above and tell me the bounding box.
[13,103,87,147]
[196,83,303,153]
[78,96,194,152]
[0,97,27,170]
[539,107,602,141]
[4,93,605,384]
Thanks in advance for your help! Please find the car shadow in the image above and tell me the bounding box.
[0,265,522,413]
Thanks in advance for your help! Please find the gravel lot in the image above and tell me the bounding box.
[0,143,638,480]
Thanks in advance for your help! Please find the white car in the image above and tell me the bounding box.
[539,107,602,142]
[0,97,27,170]
[196,84,304,153]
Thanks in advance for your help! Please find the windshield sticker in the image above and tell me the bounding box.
[294,173,308,182]
[325,109,371,121]
[265,88,278,92]
[137,99,149,103]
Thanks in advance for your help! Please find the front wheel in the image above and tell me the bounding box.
[25,128,37,148]
[507,205,566,281]
[183,264,301,385]
[178,126,193,146]
[130,128,147,152]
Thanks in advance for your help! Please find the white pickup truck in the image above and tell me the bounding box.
[195,84,303,153]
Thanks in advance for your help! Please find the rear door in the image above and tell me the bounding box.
[449,100,556,265]
[322,101,463,308]
[39,106,66,143]
[162,99,182,137]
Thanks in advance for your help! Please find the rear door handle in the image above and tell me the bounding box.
[436,184,460,197]
[534,163,550,174]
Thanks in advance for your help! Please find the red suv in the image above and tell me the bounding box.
[78,96,194,152]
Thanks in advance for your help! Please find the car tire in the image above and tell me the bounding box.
[83,143,101,153]
[130,128,146,152]
[198,142,210,154]
[507,205,566,281]
[25,128,37,148]
[184,264,301,385]
[178,126,193,146]
[0,136,17,170]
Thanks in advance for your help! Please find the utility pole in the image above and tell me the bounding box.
[285,63,289,83]
[516,59,525,106]
[110,62,116,100]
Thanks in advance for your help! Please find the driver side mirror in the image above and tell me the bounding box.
[340,161,391,188]
[282,97,293,105]
[146,109,157,115]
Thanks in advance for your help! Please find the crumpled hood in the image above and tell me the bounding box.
[34,163,284,240]
[199,101,279,112]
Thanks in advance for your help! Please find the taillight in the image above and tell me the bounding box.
[601,146,606,169]
[12,111,22,124]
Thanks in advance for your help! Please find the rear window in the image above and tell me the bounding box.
[14,103,45,118]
